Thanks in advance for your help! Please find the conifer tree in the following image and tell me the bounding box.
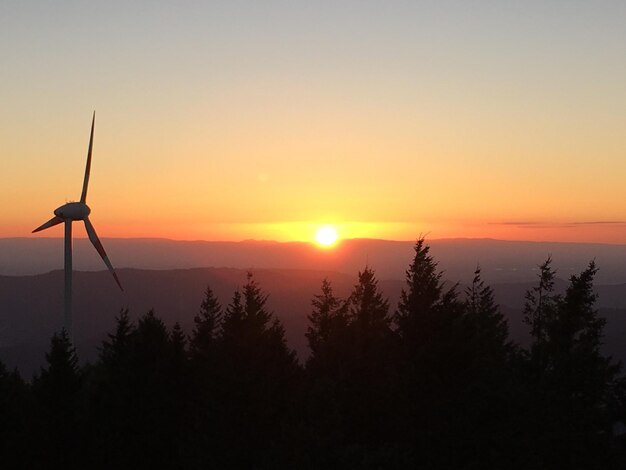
[214,273,300,467]
[348,267,392,348]
[524,257,560,352]
[525,261,625,468]
[394,239,516,467]
[302,279,349,464]
[395,238,445,342]
[306,278,348,365]
[186,287,224,468]
[190,285,222,359]
[394,238,464,366]
[33,329,82,468]
[86,311,189,469]
[220,289,245,345]
[464,266,510,360]
[0,359,29,467]
[38,329,81,395]
[344,267,397,452]
[170,322,188,369]
[99,309,134,367]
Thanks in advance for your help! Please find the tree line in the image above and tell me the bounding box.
[1,239,625,469]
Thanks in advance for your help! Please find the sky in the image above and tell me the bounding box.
[2,1,625,243]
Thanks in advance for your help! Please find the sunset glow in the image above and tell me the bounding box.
[1,3,625,244]
[315,226,338,247]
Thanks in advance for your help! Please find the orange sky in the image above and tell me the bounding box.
[2,2,626,244]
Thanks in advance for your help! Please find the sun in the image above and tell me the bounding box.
[315,225,338,247]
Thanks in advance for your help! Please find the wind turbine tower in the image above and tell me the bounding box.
[32,113,123,340]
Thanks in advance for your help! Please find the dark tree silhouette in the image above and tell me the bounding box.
[99,308,134,367]
[300,278,351,466]
[395,238,445,342]
[0,359,29,468]
[32,329,82,469]
[344,267,399,459]
[306,278,348,363]
[524,260,625,469]
[302,268,407,467]
[190,285,223,359]
[524,257,560,356]
[6,246,626,469]
[464,266,512,364]
[186,286,224,468]
[212,273,301,467]
[394,239,518,467]
[85,310,189,469]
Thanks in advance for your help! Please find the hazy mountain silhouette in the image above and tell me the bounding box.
[2,266,625,376]
[3,237,626,283]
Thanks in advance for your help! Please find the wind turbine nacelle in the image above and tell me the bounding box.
[54,202,91,221]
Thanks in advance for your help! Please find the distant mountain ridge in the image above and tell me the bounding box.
[3,237,626,284]
[1,265,626,377]
[3,237,626,375]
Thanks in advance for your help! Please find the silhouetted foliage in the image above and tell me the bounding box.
[0,359,29,467]
[464,266,513,369]
[32,329,82,468]
[186,286,223,468]
[190,285,222,359]
[394,239,518,467]
[211,272,301,467]
[84,310,190,469]
[343,267,397,449]
[524,257,560,359]
[306,278,348,366]
[4,244,626,469]
[522,260,626,469]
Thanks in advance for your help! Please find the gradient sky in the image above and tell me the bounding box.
[2,1,625,243]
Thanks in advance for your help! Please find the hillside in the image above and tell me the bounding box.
[2,266,625,376]
[3,237,626,283]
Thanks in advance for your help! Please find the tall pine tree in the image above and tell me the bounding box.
[213,273,300,467]
[32,330,83,469]
[525,261,625,468]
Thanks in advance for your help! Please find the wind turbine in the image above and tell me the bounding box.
[32,112,123,340]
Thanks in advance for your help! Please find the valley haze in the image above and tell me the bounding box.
[2,237,626,376]
[4,237,626,284]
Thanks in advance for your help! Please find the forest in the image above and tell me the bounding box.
[1,239,625,469]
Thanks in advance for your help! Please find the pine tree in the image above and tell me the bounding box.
[348,267,392,349]
[99,309,134,367]
[523,257,560,351]
[464,266,510,360]
[33,329,82,468]
[306,278,348,363]
[0,360,29,467]
[394,238,464,369]
[39,329,81,394]
[394,239,518,467]
[186,287,224,468]
[220,289,245,346]
[86,311,189,469]
[190,285,222,359]
[214,272,300,467]
[395,238,444,343]
[170,322,188,368]
[344,267,397,452]
[302,279,349,465]
[521,260,626,468]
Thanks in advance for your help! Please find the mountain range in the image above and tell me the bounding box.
[1,237,625,376]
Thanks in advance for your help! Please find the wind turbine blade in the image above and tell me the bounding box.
[83,217,123,291]
[80,112,95,203]
[32,216,63,233]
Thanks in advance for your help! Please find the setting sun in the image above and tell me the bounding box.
[315,226,338,247]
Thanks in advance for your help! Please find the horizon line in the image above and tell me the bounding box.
[3,235,626,247]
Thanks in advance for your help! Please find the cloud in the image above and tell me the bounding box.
[490,221,626,229]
